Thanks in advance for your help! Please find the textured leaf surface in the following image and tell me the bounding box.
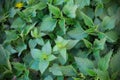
[40,16,57,32]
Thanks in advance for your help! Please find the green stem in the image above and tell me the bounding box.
[7,60,12,72]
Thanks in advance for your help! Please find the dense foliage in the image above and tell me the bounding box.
[0,0,120,80]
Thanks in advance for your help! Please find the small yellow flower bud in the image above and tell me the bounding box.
[15,2,23,9]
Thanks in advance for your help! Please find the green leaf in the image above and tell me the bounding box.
[94,18,101,25]
[75,0,90,9]
[57,76,64,80]
[11,18,25,31]
[93,38,106,50]
[0,45,11,70]
[49,64,63,76]
[35,2,47,10]
[53,0,64,5]
[102,0,111,3]
[40,16,57,32]
[36,38,44,46]
[31,27,39,38]
[39,60,49,74]
[31,49,42,60]
[58,55,66,65]
[44,75,53,80]
[17,70,30,80]
[105,31,119,43]
[21,23,36,36]
[5,30,19,43]
[98,50,113,71]
[18,11,32,23]
[111,4,120,19]
[66,40,79,49]
[23,2,47,17]
[48,55,56,61]
[58,19,66,34]
[42,41,52,54]
[16,40,27,56]
[65,0,74,3]
[12,62,26,71]
[30,60,40,70]
[110,49,120,77]
[81,7,94,19]
[75,57,94,75]
[60,65,77,76]
[81,12,94,27]
[63,2,78,18]
[95,69,110,80]
[86,26,98,33]
[9,7,17,18]
[48,4,61,18]
[67,23,88,40]
[4,44,17,54]
[101,16,116,30]
[64,17,75,25]
[60,48,68,64]
[29,39,37,49]
[23,54,33,67]
[12,62,29,79]
[83,39,92,48]
[95,3,103,17]
[87,69,96,76]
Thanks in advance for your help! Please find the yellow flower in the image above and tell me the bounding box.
[15,2,23,8]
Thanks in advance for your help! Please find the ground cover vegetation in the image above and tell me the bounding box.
[0,0,120,80]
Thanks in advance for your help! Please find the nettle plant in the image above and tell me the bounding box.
[30,41,57,74]
[0,0,120,80]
